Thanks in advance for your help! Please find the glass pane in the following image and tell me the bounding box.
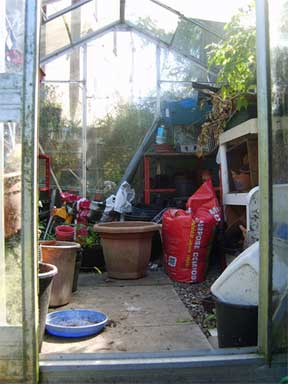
[160,48,213,83]
[86,101,155,197]
[151,0,252,23]
[2,122,22,325]
[0,1,24,329]
[40,16,71,56]
[160,81,196,100]
[43,48,84,82]
[42,0,83,18]
[86,32,156,120]
[41,0,119,57]
[171,18,222,66]
[269,0,288,353]
[39,83,83,193]
[126,0,179,44]
[84,32,156,196]
[1,0,25,73]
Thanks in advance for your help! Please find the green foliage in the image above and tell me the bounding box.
[38,223,55,240]
[207,1,256,108]
[87,102,154,187]
[76,224,101,248]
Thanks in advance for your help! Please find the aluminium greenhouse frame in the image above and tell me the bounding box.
[0,0,287,383]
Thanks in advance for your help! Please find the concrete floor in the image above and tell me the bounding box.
[41,270,212,354]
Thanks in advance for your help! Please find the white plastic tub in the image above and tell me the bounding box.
[211,241,259,306]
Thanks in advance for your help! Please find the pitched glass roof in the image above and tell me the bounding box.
[40,0,224,74]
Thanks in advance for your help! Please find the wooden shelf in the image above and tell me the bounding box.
[222,193,249,206]
[219,119,259,231]
[219,118,257,145]
[147,188,176,193]
[143,153,200,205]
[144,152,199,158]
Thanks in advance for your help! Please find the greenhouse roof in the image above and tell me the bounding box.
[40,0,225,75]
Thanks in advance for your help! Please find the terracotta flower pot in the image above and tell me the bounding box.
[94,221,161,279]
[231,170,251,192]
[40,241,80,307]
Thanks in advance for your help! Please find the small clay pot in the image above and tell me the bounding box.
[231,171,251,192]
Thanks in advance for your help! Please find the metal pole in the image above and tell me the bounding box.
[256,0,273,363]
[43,0,93,23]
[120,0,125,24]
[21,0,41,381]
[42,80,84,84]
[82,43,87,198]
[0,0,6,324]
[149,0,223,39]
[156,45,161,116]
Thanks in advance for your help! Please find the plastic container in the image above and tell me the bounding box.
[211,242,259,348]
[40,241,80,307]
[211,241,259,306]
[214,296,258,347]
[155,125,167,144]
[38,262,58,349]
[55,225,75,241]
[46,309,108,338]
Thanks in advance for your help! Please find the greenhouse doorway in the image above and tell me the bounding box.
[38,0,237,358]
[0,0,287,383]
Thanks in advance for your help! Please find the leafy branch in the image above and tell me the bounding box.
[207,1,256,106]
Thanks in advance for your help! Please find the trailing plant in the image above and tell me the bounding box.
[207,1,256,108]
[197,90,237,154]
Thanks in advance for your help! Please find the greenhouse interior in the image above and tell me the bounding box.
[0,0,287,383]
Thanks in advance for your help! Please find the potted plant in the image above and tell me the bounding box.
[76,224,105,271]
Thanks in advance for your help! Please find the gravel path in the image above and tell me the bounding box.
[173,265,222,338]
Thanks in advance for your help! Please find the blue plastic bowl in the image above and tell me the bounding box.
[46,309,108,338]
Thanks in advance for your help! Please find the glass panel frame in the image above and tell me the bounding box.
[269,0,288,354]
[41,0,119,58]
[171,18,222,67]
[0,0,40,382]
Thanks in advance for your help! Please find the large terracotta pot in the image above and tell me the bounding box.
[40,241,80,307]
[4,172,21,238]
[94,221,161,279]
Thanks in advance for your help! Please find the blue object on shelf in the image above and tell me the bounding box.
[46,309,108,338]
[161,94,211,126]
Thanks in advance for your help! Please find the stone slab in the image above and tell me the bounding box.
[41,271,211,354]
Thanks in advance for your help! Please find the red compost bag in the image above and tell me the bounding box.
[186,178,221,223]
[162,180,221,283]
